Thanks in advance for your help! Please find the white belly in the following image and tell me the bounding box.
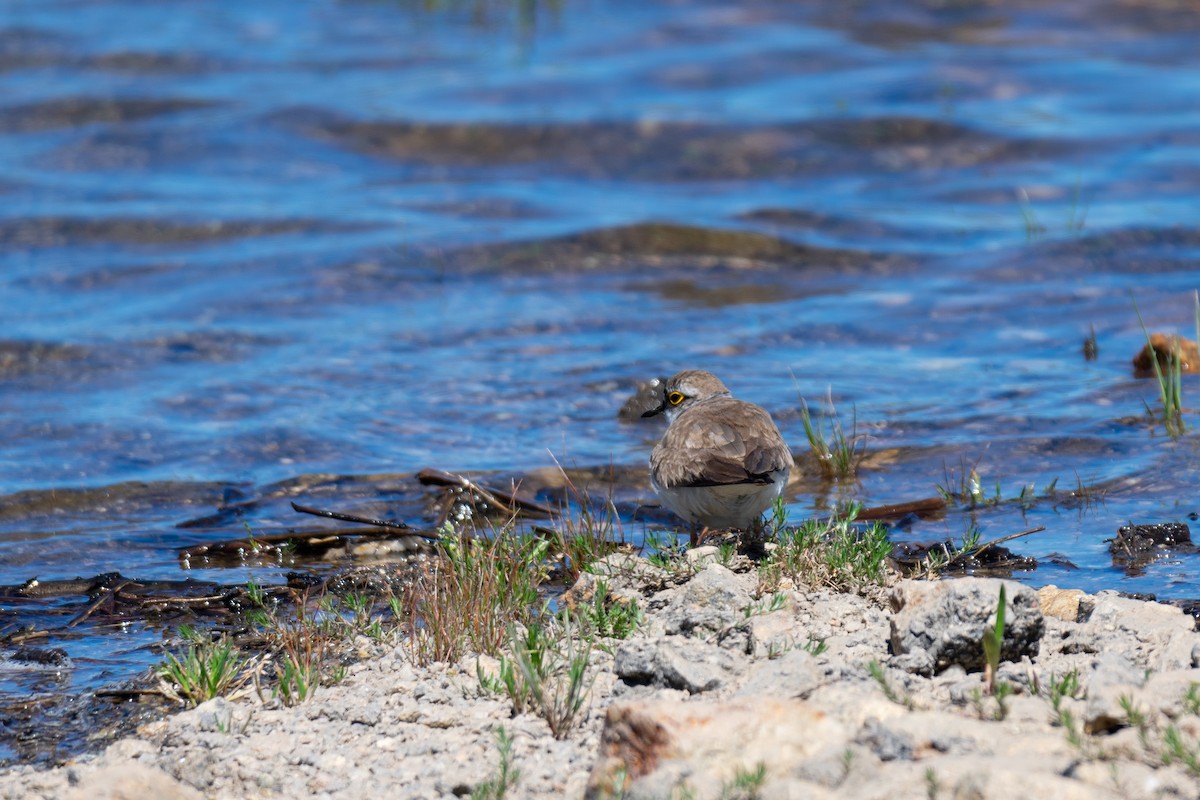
[652,472,786,529]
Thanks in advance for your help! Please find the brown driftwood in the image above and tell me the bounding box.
[66,580,134,628]
[856,496,947,522]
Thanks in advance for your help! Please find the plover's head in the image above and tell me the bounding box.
[641,370,732,424]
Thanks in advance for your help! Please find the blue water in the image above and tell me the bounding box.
[3,0,1200,735]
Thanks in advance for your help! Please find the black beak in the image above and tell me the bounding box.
[630,375,669,419]
[641,399,666,419]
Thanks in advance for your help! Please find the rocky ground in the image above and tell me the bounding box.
[2,549,1200,800]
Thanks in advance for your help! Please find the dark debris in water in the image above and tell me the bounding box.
[7,646,68,667]
[1172,599,1200,628]
[1108,522,1198,574]
[889,539,1039,579]
[0,572,295,625]
[0,682,171,768]
[178,522,433,568]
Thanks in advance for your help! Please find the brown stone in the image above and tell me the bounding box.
[1131,333,1200,377]
[1037,585,1085,622]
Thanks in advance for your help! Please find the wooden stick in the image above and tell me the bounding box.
[948,526,1045,567]
[67,581,133,628]
[290,502,412,530]
[856,496,947,521]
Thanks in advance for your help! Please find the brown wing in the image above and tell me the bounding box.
[651,398,793,489]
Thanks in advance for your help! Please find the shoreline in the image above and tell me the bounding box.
[2,551,1199,800]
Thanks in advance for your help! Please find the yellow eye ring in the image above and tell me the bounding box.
[668,391,685,406]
